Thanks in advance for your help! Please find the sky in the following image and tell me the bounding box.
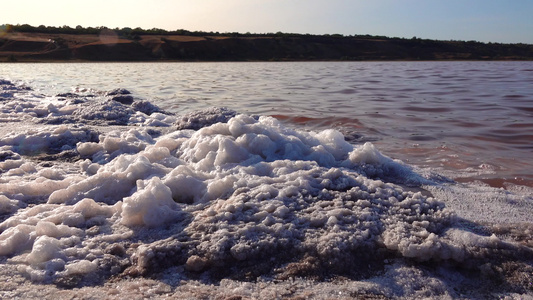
[1,0,533,44]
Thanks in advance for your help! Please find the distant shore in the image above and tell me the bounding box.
[2,31,533,62]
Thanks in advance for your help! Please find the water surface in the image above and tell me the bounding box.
[2,61,532,187]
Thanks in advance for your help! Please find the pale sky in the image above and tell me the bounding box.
[2,0,533,44]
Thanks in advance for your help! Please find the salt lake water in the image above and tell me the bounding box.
[2,61,533,187]
[1,61,533,299]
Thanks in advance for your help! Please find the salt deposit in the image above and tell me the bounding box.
[1,79,532,299]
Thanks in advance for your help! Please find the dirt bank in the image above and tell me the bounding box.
[1,31,532,62]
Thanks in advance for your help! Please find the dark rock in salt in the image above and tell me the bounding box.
[105,244,126,257]
[185,255,207,272]
[56,92,87,104]
[49,128,99,151]
[33,149,81,162]
[98,255,130,278]
[0,93,13,100]
[106,88,132,96]
[175,107,237,130]
[0,150,21,162]
[0,80,32,91]
[69,98,86,105]
[111,95,134,105]
[56,92,79,98]
[1,80,30,99]
[53,274,84,288]
[131,100,165,115]
[342,131,363,143]
[146,129,162,138]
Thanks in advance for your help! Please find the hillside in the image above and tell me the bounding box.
[1,29,533,62]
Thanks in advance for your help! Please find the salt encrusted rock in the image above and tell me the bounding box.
[185,255,207,272]
[2,83,175,127]
[0,80,18,100]
[73,100,134,125]
[0,79,31,92]
[131,100,164,115]
[106,88,132,96]
[105,89,134,105]
[175,107,237,130]
[56,92,79,98]
[0,126,99,156]
[0,150,21,162]
[110,95,134,105]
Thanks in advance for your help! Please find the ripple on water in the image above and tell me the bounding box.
[1,61,533,186]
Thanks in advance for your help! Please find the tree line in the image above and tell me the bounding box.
[2,23,531,47]
[1,23,401,40]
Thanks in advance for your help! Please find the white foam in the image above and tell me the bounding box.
[0,195,19,214]
[0,224,35,256]
[64,259,98,275]
[26,235,63,264]
[121,177,181,227]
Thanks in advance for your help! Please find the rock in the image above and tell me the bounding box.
[111,95,134,105]
[131,100,163,115]
[175,107,237,130]
[106,88,131,96]
[185,255,207,272]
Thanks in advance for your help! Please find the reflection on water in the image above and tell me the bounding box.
[1,61,532,186]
